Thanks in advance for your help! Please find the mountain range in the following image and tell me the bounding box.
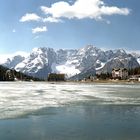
[0,45,140,80]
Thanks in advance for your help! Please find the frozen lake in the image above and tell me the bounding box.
[0,82,140,140]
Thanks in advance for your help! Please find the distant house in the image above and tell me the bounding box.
[5,70,15,81]
[129,75,140,82]
[112,68,128,80]
[48,73,65,81]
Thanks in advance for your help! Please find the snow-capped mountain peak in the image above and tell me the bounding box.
[78,45,100,56]
[0,45,139,79]
[112,49,126,55]
[15,47,56,76]
[0,51,29,69]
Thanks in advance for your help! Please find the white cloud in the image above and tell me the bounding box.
[40,0,130,20]
[100,6,130,16]
[42,17,62,23]
[20,13,41,22]
[32,26,47,34]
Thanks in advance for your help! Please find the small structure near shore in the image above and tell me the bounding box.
[112,68,128,80]
[5,70,15,81]
[48,73,65,81]
[129,75,140,82]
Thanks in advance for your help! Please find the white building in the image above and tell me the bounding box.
[112,68,128,80]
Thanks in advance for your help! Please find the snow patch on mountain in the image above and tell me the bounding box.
[95,61,106,71]
[137,58,140,65]
[51,63,80,78]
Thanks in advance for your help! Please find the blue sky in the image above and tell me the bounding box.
[0,0,140,54]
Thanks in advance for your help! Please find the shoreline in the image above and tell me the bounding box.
[66,79,140,84]
[0,79,140,84]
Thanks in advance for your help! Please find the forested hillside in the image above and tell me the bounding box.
[0,65,42,81]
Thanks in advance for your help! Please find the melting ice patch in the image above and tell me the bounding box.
[0,82,140,119]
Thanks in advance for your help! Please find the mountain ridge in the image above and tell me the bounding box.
[0,45,139,79]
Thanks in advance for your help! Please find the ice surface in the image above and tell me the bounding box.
[0,82,140,119]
